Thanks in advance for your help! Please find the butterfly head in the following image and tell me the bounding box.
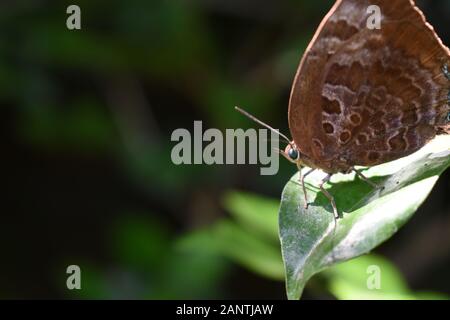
[280,141,312,168]
[282,143,302,164]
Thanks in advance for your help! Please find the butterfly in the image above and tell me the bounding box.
[236,0,450,218]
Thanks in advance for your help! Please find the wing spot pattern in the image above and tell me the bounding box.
[349,112,362,125]
[322,122,335,134]
[388,131,407,152]
[322,98,342,115]
[339,130,352,144]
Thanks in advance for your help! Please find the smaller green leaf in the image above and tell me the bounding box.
[324,254,409,299]
[223,191,279,242]
[179,220,284,281]
[413,292,449,300]
[328,279,417,300]
[328,278,448,300]
[213,220,284,280]
[176,227,222,255]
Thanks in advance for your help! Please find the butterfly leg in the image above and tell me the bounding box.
[300,168,315,209]
[319,173,339,219]
[352,168,380,189]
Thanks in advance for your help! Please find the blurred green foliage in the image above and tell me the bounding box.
[67,215,230,299]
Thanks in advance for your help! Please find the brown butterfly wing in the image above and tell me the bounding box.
[288,0,450,173]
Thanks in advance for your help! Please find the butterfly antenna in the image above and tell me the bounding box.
[235,106,292,144]
[272,147,284,154]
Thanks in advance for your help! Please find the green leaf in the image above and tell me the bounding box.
[178,220,284,280]
[279,136,450,299]
[213,220,284,280]
[177,190,283,280]
[324,254,410,299]
[325,253,449,300]
[223,191,279,242]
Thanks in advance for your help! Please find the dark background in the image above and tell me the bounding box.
[1,0,449,299]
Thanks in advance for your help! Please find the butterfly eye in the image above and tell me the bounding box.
[288,148,299,161]
[443,64,450,80]
[446,112,450,122]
